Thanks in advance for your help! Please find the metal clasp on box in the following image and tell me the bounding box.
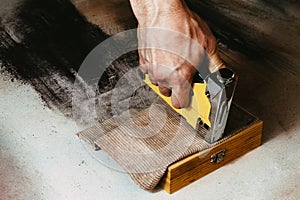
[210,149,226,164]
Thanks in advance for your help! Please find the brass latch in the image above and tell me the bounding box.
[210,149,226,164]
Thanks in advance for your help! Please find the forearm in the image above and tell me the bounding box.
[129,0,186,26]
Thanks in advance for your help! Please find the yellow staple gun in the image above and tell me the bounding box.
[143,58,237,143]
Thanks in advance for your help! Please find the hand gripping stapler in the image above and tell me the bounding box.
[143,54,238,143]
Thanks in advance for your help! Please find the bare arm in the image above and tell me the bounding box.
[129,0,224,108]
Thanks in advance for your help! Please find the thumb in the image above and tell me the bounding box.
[209,52,226,72]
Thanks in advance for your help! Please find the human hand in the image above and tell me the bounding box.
[130,0,224,108]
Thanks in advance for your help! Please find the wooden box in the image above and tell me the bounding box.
[160,120,263,194]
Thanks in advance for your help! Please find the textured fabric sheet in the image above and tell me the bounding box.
[77,99,256,190]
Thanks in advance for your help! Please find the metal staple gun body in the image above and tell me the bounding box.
[143,57,238,143]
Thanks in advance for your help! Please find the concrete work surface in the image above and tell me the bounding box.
[0,69,299,199]
[1,0,300,199]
